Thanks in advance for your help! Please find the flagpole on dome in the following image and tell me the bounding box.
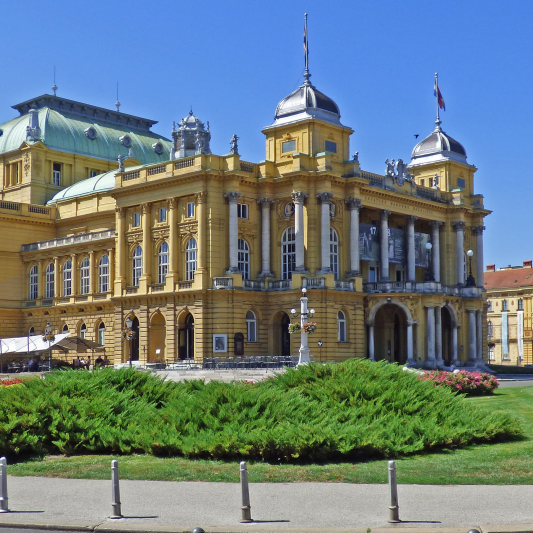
[434,72,441,129]
[303,13,311,85]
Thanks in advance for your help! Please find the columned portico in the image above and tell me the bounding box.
[292,191,308,272]
[472,226,485,288]
[430,221,442,282]
[317,192,333,273]
[225,191,241,273]
[345,197,361,276]
[258,198,273,277]
[380,210,391,281]
[453,221,466,285]
[406,215,417,282]
[468,309,477,362]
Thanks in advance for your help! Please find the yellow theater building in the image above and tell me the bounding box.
[0,65,490,368]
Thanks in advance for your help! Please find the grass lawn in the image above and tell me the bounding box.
[7,384,533,485]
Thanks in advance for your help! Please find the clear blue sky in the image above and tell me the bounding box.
[1,0,531,270]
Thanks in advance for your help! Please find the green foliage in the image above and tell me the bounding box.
[0,361,520,462]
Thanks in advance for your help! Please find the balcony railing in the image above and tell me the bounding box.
[268,279,292,290]
[22,230,115,252]
[213,277,233,289]
[335,280,355,291]
[363,280,483,297]
[302,277,326,289]
[243,280,263,290]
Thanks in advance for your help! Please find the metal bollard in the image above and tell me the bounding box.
[239,461,252,523]
[0,457,8,512]
[110,460,122,519]
[388,460,400,523]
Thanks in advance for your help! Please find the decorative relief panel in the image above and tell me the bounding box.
[239,220,258,242]
[126,230,142,244]
[152,228,169,241]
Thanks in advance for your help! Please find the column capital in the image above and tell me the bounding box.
[257,197,273,206]
[316,192,333,203]
[141,203,151,215]
[380,209,391,220]
[224,191,241,203]
[430,220,443,228]
[452,221,466,231]
[471,225,486,235]
[168,197,178,209]
[345,197,362,210]
[406,215,418,224]
[115,206,126,218]
[196,191,208,204]
[291,191,308,204]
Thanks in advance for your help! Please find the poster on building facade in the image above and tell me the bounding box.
[359,224,430,267]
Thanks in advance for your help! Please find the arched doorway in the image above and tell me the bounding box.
[271,311,291,356]
[131,317,139,361]
[150,313,166,362]
[178,313,194,360]
[281,314,291,356]
[374,304,408,363]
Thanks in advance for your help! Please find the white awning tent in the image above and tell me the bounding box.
[0,333,71,355]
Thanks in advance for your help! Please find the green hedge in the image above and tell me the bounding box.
[0,360,520,462]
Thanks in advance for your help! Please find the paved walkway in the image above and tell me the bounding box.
[0,476,532,533]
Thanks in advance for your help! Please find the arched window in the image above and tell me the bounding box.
[45,263,55,298]
[185,238,197,281]
[246,310,257,342]
[29,265,38,300]
[158,242,169,284]
[337,310,347,342]
[63,260,72,296]
[29,327,35,335]
[98,321,105,345]
[487,321,493,338]
[238,239,250,280]
[132,246,142,286]
[330,228,339,280]
[98,255,109,293]
[281,227,296,280]
[62,324,69,333]
[80,258,90,294]
[80,323,87,339]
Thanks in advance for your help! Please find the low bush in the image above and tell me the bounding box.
[0,360,519,461]
[417,370,499,396]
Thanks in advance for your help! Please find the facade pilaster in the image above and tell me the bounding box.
[468,309,477,362]
[37,260,44,299]
[452,325,459,365]
[317,192,333,273]
[225,191,240,273]
[407,321,414,364]
[89,251,95,294]
[472,226,486,288]
[54,256,60,299]
[114,207,126,296]
[345,197,361,276]
[257,198,273,277]
[406,215,417,282]
[453,221,466,285]
[368,324,375,361]
[71,254,77,297]
[168,198,178,276]
[196,191,208,283]
[426,305,436,366]
[380,210,391,281]
[141,203,151,281]
[435,306,443,365]
[108,248,115,290]
[476,309,483,362]
[430,221,442,283]
[292,191,308,272]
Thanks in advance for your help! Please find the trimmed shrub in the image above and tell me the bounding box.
[418,370,499,396]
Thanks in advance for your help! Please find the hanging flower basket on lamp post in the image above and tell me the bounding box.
[121,328,135,341]
[288,322,301,334]
[302,322,317,334]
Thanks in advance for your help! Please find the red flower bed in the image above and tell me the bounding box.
[0,378,25,387]
[418,370,499,395]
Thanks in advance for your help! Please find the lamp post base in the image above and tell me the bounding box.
[298,347,310,366]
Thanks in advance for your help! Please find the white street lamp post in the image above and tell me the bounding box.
[125,316,133,368]
[291,288,315,365]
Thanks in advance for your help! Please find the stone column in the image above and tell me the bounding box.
[468,309,477,362]
[71,254,77,296]
[476,309,483,362]
[89,251,95,294]
[292,191,308,272]
[317,192,333,273]
[141,203,151,281]
[407,321,414,364]
[346,197,361,276]
[435,306,443,365]
[430,221,442,283]
[426,306,436,366]
[115,207,126,288]
[451,325,459,365]
[368,324,375,361]
[225,191,240,273]
[37,260,44,299]
[380,210,391,281]
[168,198,178,276]
[54,257,60,299]
[196,191,207,272]
[406,215,417,282]
[108,248,115,290]
[258,198,273,277]
[453,221,466,285]
[472,226,486,288]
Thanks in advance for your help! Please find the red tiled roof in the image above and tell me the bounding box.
[484,268,533,290]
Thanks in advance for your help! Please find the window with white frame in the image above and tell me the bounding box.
[63,260,72,296]
[45,263,55,298]
[132,246,142,286]
[89,169,98,178]
[98,255,109,293]
[29,265,38,300]
[237,203,248,219]
[98,322,105,345]
[158,242,169,284]
[518,298,524,310]
[488,345,495,361]
[281,227,296,280]
[80,258,90,294]
[246,310,257,342]
[502,300,508,311]
[330,228,339,280]
[238,239,250,280]
[487,321,493,338]
[80,323,87,339]
[487,300,493,312]
[337,310,347,342]
[133,212,141,227]
[159,207,167,223]
[185,238,197,281]
[187,202,195,218]
[52,163,61,186]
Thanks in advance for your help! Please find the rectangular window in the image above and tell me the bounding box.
[457,178,466,189]
[89,169,98,178]
[159,207,167,223]
[52,163,61,186]
[518,299,524,310]
[187,202,195,218]
[237,203,248,219]
[429,177,434,187]
[502,300,508,311]
[487,301,493,312]
[488,346,494,361]
[282,140,296,153]
[325,140,337,153]
[13,162,19,184]
[133,212,141,227]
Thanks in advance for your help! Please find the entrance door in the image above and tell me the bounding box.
[178,313,194,360]
[281,313,291,356]
[131,317,139,361]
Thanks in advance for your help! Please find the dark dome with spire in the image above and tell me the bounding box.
[411,121,468,166]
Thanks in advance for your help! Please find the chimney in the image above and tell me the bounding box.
[486,264,496,272]
[524,260,533,268]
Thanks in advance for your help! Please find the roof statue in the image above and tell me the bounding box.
[229,134,239,155]
[171,109,211,160]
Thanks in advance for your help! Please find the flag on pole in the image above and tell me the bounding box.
[434,79,445,111]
